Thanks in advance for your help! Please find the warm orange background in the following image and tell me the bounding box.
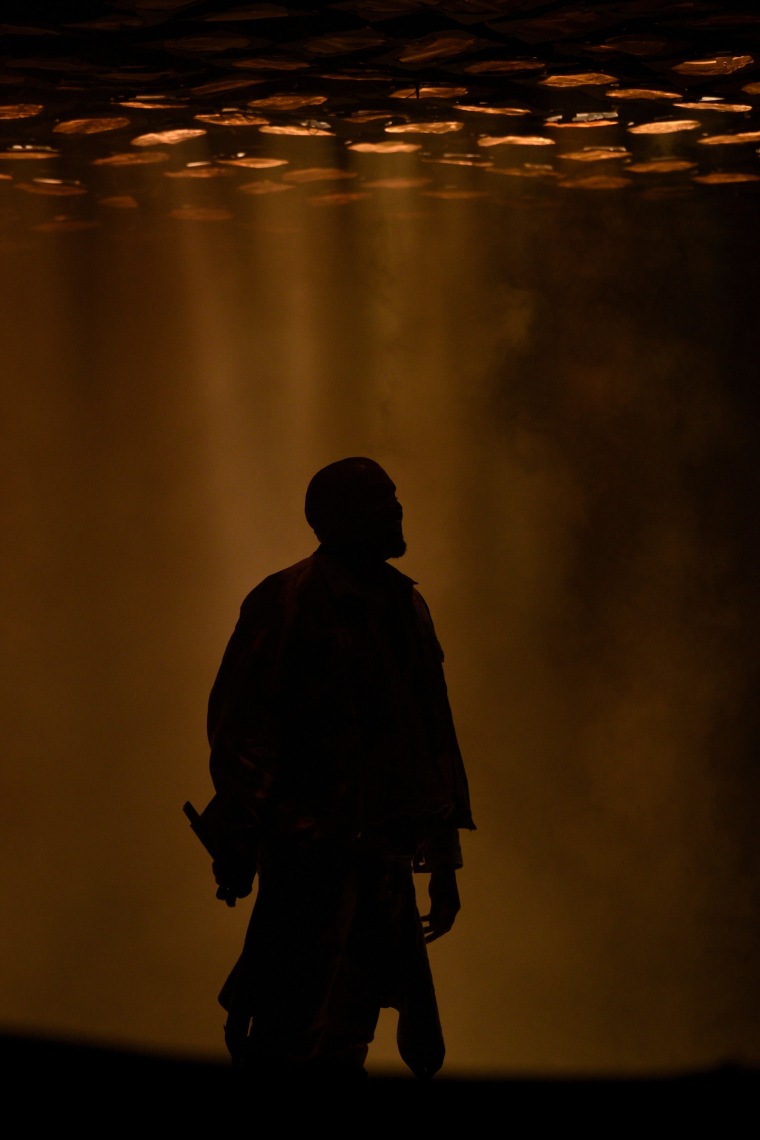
[2,182,759,1076]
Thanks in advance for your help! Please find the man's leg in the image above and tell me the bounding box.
[230,836,359,1072]
[315,848,410,1074]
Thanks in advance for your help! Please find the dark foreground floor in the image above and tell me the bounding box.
[2,1032,756,1128]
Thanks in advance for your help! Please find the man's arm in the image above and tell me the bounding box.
[416,816,463,943]
[183,798,258,906]
[207,578,286,818]
[421,865,460,943]
[199,577,293,903]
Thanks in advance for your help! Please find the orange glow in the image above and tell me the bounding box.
[488,164,556,179]
[675,103,752,115]
[238,180,293,194]
[547,121,619,132]
[348,142,420,154]
[131,129,207,147]
[53,118,130,135]
[540,73,616,87]
[606,88,680,101]
[248,95,327,111]
[16,181,87,196]
[345,111,394,123]
[190,77,264,95]
[627,120,701,135]
[259,125,334,136]
[217,156,288,169]
[385,122,463,135]
[1,5,759,1089]
[119,100,187,110]
[391,86,468,100]
[97,194,139,208]
[194,113,268,127]
[164,166,233,180]
[282,168,356,183]
[307,191,368,205]
[0,104,43,119]
[397,32,476,65]
[673,55,753,76]
[463,59,544,74]
[698,131,760,146]
[477,135,555,148]
[428,157,493,168]
[0,149,58,161]
[456,106,531,117]
[560,148,629,163]
[559,174,632,189]
[364,177,431,189]
[628,159,696,173]
[92,151,170,166]
[692,171,760,183]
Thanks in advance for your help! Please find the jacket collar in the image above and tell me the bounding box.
[313,546,418,602]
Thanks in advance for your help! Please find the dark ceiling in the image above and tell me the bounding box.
[2,1,760,232]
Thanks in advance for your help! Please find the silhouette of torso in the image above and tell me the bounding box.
[207,547,473,1077]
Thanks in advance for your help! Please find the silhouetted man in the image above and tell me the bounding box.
[201,457,474,1080]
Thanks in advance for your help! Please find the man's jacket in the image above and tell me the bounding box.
[208,548,474,864]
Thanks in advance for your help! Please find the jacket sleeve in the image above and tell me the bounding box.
[413,817,464,872]
[208,578,287,820]
[411,588,476,836]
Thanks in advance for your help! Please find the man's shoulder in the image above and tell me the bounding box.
[239,555,317,616]
[395,574,444,657]
[409,583,436,628]
[381,562,427,609]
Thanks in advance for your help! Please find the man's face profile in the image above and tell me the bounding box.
[357,469,406,561]
[305,458,407,562]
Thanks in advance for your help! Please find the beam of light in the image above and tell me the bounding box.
[3,73,760,1085]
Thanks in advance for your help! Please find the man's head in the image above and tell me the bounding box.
[305,457,406,562]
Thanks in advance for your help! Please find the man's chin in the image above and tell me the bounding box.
[387,538,407,560]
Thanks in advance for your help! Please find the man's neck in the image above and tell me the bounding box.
[317,543,390,580]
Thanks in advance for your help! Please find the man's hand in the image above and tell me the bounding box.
[421,865,460,943]
[212,856,255,907]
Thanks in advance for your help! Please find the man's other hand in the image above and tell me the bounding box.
[212,856,254,907]
[421,866,460,943]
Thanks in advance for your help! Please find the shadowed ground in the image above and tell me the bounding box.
[3,1032,756,1124]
